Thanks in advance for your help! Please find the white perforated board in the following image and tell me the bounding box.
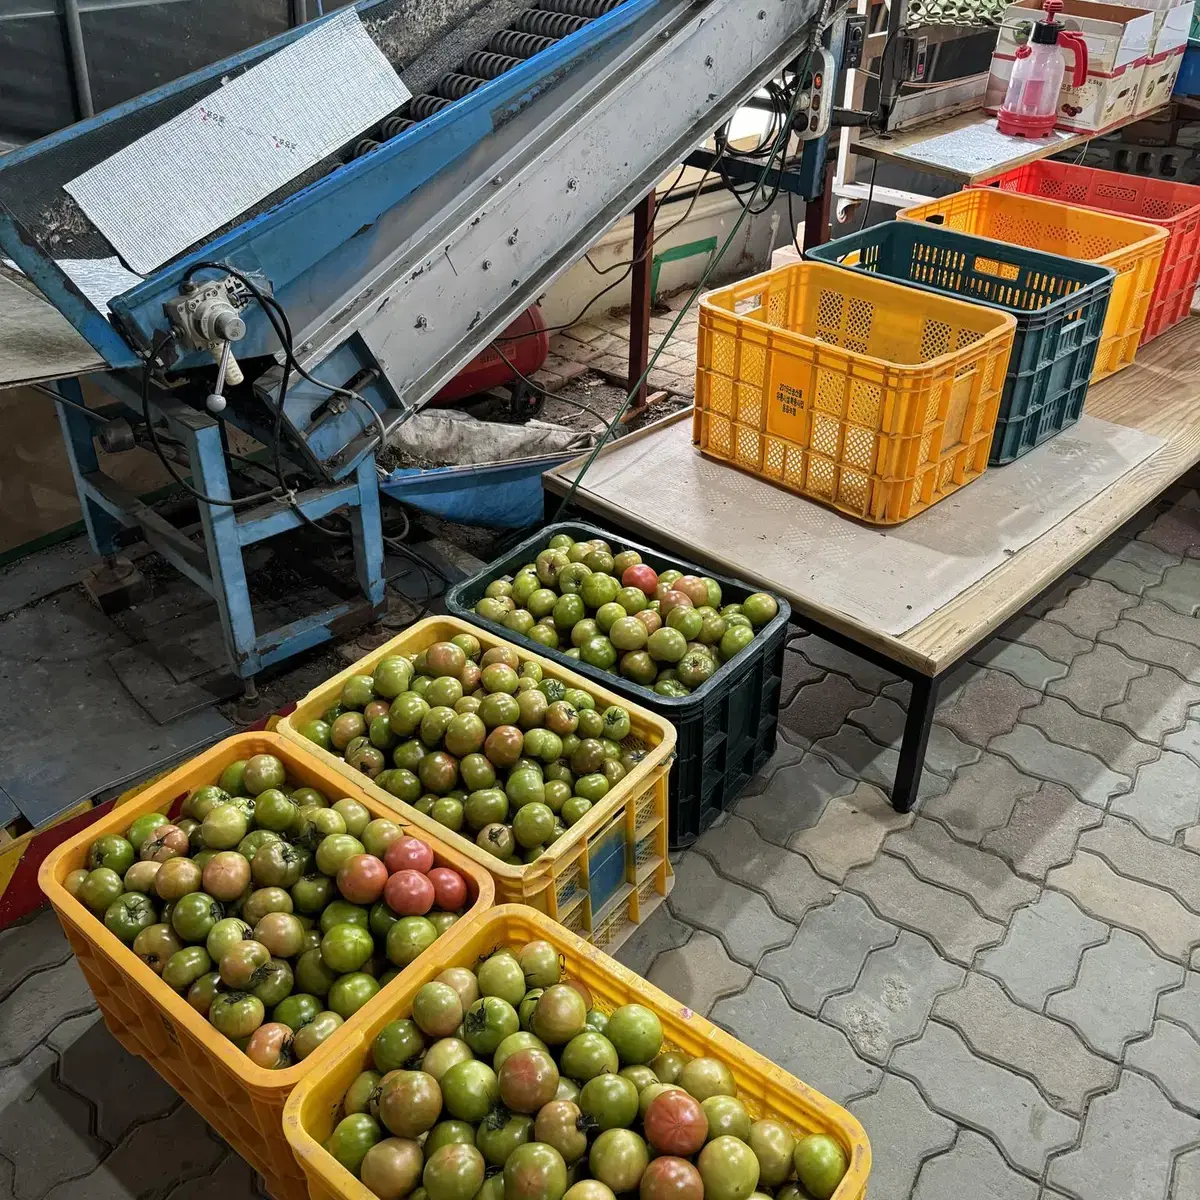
[894,118,1071,178]
[65,8,411,274]
[547,414,1164,637]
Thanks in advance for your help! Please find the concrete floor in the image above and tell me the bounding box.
[3,486,1200,1199]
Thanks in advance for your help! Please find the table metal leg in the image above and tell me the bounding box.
[893,673,940,813]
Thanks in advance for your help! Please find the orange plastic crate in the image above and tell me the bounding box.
[278,617,675,949]
[38,733,494,1200]
[284,905,872,1200]
[693,260,1016,524]
[976,161,1200,346]
[899,188,1168,381]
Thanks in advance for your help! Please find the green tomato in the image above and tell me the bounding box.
[171,891,224,943]
[504,1142,567,1200]
[102,892,157,944]
[614,587,647,615]
[292,873,335,914]
[439,1059,500,1123]
[742,592,779,627]
[78,867,125,914]
[125,813,169,853]
[315,834,366,877]
[218,761,247,795]
[386,916,438,967]
[719,624,755,660]
[295,948,339,997]
[327,1113,383,1177]
[328,971,380,1019]
[88,834,135,876]
[274,992,322,1031]
[321,922,374,973]
[209,990,265,1040]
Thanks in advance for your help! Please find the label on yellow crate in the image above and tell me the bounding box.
[766,375,807,443]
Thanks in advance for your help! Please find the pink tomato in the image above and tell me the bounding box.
[385,836,435,874]
[427,867,468,912]
[622,564,659,597]
[385,869,436,915]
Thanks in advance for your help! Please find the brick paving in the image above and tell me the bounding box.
[533,293,700,396]
[5,488,1200,1197]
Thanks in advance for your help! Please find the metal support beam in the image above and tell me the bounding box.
[62,0,95,119]
[54,379,121,556]
[893,674,940,813]
[178,399,261,675]
[627,189,656,415]
[80,470,213,593]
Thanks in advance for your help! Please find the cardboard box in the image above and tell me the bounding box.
[986,0,1156,132]
[1137,44,1186,112]
[1131,0,1192,113]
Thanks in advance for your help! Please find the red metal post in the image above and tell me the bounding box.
[627,188,656,412]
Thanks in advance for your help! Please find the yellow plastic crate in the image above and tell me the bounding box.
[277,616,675,947]
[693,260,1016,524]
[38,733,495,1200]
[283,905,872,1200]
[899,188,1168,382]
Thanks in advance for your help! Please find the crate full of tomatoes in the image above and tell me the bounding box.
[39,733,494,1200]
[284,907,870,1200]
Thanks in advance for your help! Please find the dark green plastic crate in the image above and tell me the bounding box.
[807,220,1116,465]
[446,521,790,848]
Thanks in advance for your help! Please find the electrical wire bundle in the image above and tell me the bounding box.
[552,4,846,518]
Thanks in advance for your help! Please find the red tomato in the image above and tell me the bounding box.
[640,1156,704,1200]
[337,854,388,904]
[427,867,468,911]
[622,564,659,597]
[385,835,435,874]
[644,1090,708,1156]
[384,869,436,915]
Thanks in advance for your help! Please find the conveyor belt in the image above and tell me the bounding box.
[351,0,621,151]
[0,0,624,267]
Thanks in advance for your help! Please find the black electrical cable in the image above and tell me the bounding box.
[490,341,609,423]
[583,163,688,277]
[856,155,879,232]
[382,534,451,622]
[31,384,111,423]
[140,335,281,509]
[788,191,802,252]
[180,262,379,539]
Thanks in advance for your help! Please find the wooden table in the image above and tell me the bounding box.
[851,106,1163,187]
[544,318,1200,810]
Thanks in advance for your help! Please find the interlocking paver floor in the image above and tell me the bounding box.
[6,488,1200,1198]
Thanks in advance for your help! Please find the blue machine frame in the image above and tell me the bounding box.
[2,0,826,682]
[0,0,647,681]
[51,375,385,677]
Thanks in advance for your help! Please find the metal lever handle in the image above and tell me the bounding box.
[206,339,235,413]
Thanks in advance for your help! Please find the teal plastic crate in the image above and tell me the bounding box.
[807,220,1116,465]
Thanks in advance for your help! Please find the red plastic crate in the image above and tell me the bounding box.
[979,161,1200,345]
